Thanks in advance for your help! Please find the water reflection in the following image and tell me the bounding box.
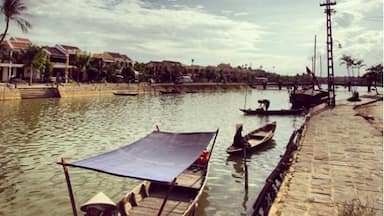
[0,90,306,216]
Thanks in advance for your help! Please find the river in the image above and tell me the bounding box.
[0,87,369,215]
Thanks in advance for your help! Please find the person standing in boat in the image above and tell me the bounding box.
[258,99,270,111]
[233,124,247,148]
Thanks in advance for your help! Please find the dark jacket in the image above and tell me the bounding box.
[233,127,246,148]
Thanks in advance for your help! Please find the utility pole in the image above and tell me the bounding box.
[320,0,336,107]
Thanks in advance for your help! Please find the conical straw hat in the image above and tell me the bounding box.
[80,192,116,212]
[236,124,243,130]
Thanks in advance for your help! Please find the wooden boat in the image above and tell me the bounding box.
[239,108,305,116]
[58,128,219,216]
[289,88,328,108]
[113,91,138,96]
[160,89,181,94]
[226,122,276,154]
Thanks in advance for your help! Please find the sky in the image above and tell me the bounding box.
[2,0,383,76]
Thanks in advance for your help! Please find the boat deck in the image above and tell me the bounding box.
[124,168,204,216]
[175,167,204,189]
[129,197,190,216]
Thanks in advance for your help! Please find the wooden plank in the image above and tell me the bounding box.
[128,197,188,216]
[175,170,203,189]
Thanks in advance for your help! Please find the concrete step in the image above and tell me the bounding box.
[18,88,60,99]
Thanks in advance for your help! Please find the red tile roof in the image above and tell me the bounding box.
[44,46,66,59]
[1,37,31,50]
[93,53,114,62]
[60,44,80,51]
[0,40,11,49]
[10,37,31,49]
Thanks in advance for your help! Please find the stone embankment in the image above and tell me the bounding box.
[269,95,383,216]
[0,82,248,100]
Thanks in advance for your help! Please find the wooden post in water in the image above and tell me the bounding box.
[60,158,78,216]
[243,146,248,191]
[243,85,248,109]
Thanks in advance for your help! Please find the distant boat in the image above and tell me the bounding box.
[239,108,305,116]
[59,128,219,216]
[226,122,276,155]
[289,89,328,108]
[160,89,181,94]
[113,91,138,96]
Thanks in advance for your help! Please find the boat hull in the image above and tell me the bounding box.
[226,122,276,155]
[113,92,138,96]
[290,89,328,108]
[240,108,305,115]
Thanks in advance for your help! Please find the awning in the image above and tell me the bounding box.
[64,131,217,183]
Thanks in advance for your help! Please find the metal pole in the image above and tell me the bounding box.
[60,158,78,216]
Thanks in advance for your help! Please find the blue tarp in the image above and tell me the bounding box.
[66,131,217,183]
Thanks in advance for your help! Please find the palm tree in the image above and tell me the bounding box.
[0,0,31,46]
[363,64,383,94]
[353,59,365,85]
[340,54,354,90]
[74,53,91,82]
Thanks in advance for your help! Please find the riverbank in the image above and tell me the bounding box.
[0,82,249,100]
[269,94,383,215]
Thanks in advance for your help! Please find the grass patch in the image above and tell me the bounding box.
[338,198,376,216]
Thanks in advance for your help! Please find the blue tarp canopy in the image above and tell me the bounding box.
[65,131,217,183]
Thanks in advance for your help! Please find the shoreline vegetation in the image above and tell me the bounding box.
[0,81,382,101]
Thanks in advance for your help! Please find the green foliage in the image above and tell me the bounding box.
[21,45,49,83]
[338,198,376,216]
[0,0,31,44]
[74,53,91,81]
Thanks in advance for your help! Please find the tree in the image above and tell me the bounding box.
[21,45,49,85]
[340,54,354,78]
[353,59,365,78]
[363,64,383,94]
[340,54,355,91]
[0,0,31,46]
[74,53,91,82]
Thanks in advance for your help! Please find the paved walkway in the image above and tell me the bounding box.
[269,96,383,216]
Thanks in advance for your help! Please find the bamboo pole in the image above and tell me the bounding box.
[157,178,177,216]
[243,146,248,191]
[208,129,219,161]
[243,86,248,109]
[60,158,78,216]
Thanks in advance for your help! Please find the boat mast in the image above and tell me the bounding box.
[313,35,317,76]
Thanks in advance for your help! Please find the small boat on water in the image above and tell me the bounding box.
[289,88,328,108]
[160,89,181,94]
[226,122,276,155]
[239,108,305,116]
[58,128,219,216]
[113,91,138,96]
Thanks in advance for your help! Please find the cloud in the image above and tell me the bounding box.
[9,0,267,65]
[2,0,381,76]
[331,0,383,75]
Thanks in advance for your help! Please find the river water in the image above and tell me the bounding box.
[0,87,368,216]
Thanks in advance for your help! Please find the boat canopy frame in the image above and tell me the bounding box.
[58,128,219,216]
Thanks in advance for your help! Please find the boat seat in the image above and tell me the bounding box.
[248,135,264,140]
